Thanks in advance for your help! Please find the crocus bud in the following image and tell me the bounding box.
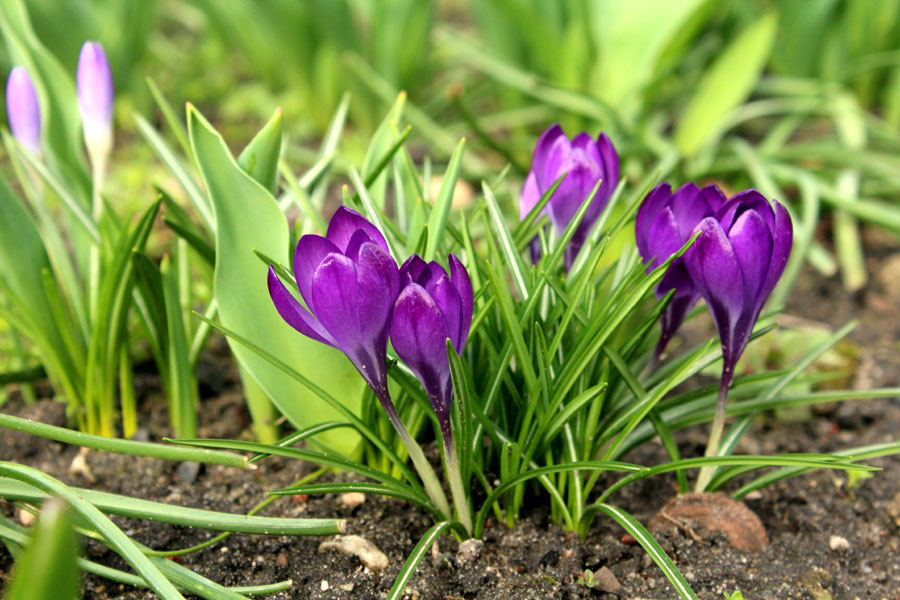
[268,206,399,398]
[520,124,619,269]
[684,190,793,387]
[390,253,473,439]
[77,41,114,164]
[6,66,41,153]
[636,182,726,360]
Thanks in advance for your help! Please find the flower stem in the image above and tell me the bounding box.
[695,374,732,493]
[444,439,472,535]
[376,389,451,519]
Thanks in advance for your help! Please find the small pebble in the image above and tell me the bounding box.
[829,535,850,551]
[594,566,621,594]
[176,461,201,485]
[319,535,390,572]
[456,539,483,566]
[17,508,35,527]
[340,583,355,592]
[339,492,366,508]
[320,580,329,591]
[276,553,288,567]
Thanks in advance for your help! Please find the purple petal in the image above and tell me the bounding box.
[344,228,375,263]
[684,218,744,359]
[698,184,727,214]
[728,209,773,311]
[644,206,684,271]
[309,254,361,354]
[390,284,451,408]
[400,254,428,287]
[717,190,774,235]
[448,253,473,352]
[759,200,793,302]
[520,171,541,221]
[325,206,390,255]
[6,67,41,153]
[635,183,672,258]
[429,273,463,351]
[531,124,567,189]
[356,242,399,347]
[77,42,114,125]
[267,266,335,346]
[293,235,341,307]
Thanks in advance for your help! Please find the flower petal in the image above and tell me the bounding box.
[448,253,473,352]
[356,242,399,347]
[644,206,684,271]
[293,235,341,307]
[635,183,672,258]
[685,217,743,360]
[400,254,428,286]
[728,208,773,312]
[390,283,451,406]
[717,189,774,234]
[760,200,793,302]
[310,254,361,354]
[267,266,335,347]
[325,206,390,255]
[532,124,567,189]
[428,273,462,351]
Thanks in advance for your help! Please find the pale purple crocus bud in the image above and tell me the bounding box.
[635,182,726,361]
[77,41,114,164]
[6,66,41,153]
[389,253,474,443]
[520,124,619,269]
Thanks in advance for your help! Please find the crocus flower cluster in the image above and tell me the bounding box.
[520,124,619,269]
[269,206,474,528]
[635,183,792,489]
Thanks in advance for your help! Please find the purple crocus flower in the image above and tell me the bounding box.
[269,206,454,518]
[685,190,793,387]
[635,183,726,361]
[77,41,114,160]
[686,190,792,490]
[390,253,473,442]
[5,66,41,153]
[520,124,619,269]
[267,206,399,400]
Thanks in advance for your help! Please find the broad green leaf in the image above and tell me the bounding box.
[673,11,778,156]
[590,0,710,110]
[237,107,283,194]
[186,104,363,454]
[5,499,79,600]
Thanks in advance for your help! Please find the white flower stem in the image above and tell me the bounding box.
[695,376,731,493]
[444,439,473,535]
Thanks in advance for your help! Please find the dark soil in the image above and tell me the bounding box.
[1,231,899,600]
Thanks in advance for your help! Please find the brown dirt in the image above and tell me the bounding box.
[1,230,899,600]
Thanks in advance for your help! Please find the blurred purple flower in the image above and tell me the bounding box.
[77,41,114,160]
[267,206,399,399]
[6,66,41,153]
[520,124,619,268]
[390,253,473,439]
[636,182,726,360]
[684,190,793,387]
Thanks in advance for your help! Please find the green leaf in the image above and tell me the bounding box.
[424,139,466,261]
[5,499,79,600]
[0,462,186,600]
[361,92,406,209]
[593,503,698,600]
[0,413,248,468]
[673,11,778,155]
[237,107,283,193]
[386,522,467,600]
[161,256,198,438]
[186,104,363,455]
[0,478,343,536]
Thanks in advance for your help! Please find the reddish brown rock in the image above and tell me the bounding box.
[651,492,768,552]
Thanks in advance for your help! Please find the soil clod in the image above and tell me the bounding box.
[651,492,768,552]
